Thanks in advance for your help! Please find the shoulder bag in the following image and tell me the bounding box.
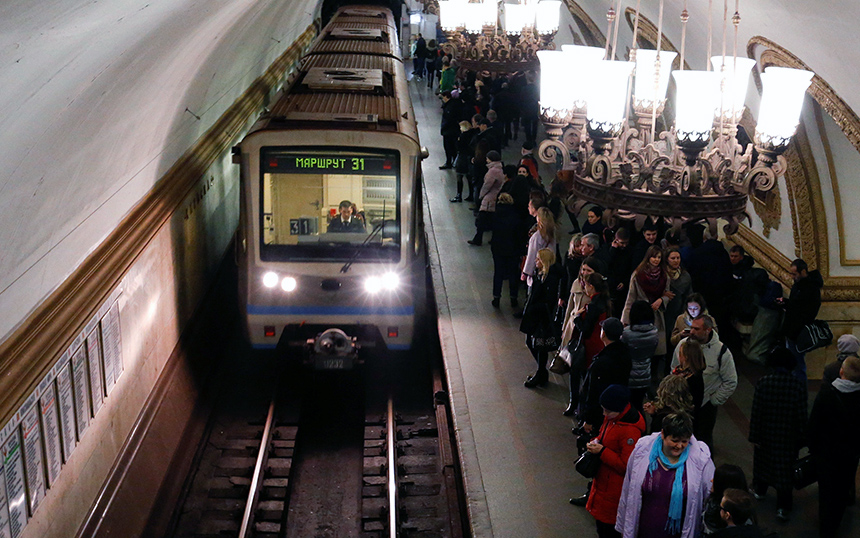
[574,429,604,479]
[796,320,833,353]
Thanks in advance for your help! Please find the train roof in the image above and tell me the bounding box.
[245,7,417,144]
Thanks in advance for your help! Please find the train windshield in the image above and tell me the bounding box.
[259,147,400,262]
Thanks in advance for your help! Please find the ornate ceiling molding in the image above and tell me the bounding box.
[562,0,606,49]
[623,8,689,70]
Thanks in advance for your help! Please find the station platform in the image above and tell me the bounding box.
[409,76,859,537]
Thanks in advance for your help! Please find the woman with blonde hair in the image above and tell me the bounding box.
[672,339,705,427]
[643,374,694,434]
[520,248,562,387]
[521,207,556,288]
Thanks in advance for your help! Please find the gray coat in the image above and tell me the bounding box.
[622,324,659,390]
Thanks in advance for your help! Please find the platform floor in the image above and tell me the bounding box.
[409,74,859,537]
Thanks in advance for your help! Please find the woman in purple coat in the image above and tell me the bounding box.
[617,413,714,538]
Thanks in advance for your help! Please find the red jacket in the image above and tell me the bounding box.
[586,404,646,524]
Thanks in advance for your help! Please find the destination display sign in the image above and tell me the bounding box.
[263,150,398,176]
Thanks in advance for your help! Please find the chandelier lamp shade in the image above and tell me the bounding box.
[536,0,815,234]
[438,0,561,73]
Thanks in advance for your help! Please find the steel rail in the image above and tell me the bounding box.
[239,399,277,538]
[387,395,398,538]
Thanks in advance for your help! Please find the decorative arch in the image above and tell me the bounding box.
[623,8,689,70]
[732,37,860,300]
[562,0,606,49]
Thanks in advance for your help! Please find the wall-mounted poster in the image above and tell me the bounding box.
[0,457,12,538]
[38,380,62,489]
[86,328,104,415]
[2,430,27,538]
[71,347,91,440]
[19,399,45,515]
[54,359,76,463]
[101,302,123,389]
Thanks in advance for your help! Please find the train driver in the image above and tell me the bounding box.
[327,200,366,233]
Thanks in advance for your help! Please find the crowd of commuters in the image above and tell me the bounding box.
[418,49,858,537]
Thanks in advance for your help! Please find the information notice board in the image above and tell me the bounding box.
[38,380,62,489]
[0,285,123,531]
[86,327,104,416]
[0,455,11,538]
[2,430,27,538]
[55,358,76,463]
[19,398,45,515]
[71,345,91,440]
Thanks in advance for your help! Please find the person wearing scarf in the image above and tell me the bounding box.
[623,245,674,378]
[616,413,714,538]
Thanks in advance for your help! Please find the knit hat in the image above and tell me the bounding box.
[837,334,860,354]
[600,317,624,341]
[600,384,631,412]
[486,150,501,162]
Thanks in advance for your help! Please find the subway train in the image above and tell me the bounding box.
[234,5,428,369]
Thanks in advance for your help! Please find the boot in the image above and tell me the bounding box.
[449,194,462,203]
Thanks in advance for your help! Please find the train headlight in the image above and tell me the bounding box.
[364,276,383,294]
[281,276,298,292]
[262,271,279,288]
[381,272,400,291]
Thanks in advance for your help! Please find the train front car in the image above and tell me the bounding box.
[236,7,426,369]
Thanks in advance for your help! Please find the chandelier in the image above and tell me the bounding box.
[438,0,561,73]
[537,0,813,234]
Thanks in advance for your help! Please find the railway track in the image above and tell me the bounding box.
[167,357,465,538]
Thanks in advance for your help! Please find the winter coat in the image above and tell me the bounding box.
[440,98,461,137]
[519,263,562,338]
[580,340,632,427]
[672,333,737,406]
[455,128,477,174]
[490,204,521,257]
[573,293,610,367]
[616,433,715,538]
[622,271,673,355]
[782,269,823,340]
[749,368,807,490]
[670,309,709,347]
[478,161,505,212]
[665,269,693,340]
[586,404,647,525]
[439,66,456,93]
[522,231,556,285]
[808,379,860,470]
[560,278,590,350]
[622,323,659,390]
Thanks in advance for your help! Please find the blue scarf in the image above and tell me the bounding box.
[648,435,690,534]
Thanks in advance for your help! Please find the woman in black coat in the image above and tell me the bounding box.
[491,193,522,308]
[520,248,562,388]
[749,347,807,521]
[450,121,477,202]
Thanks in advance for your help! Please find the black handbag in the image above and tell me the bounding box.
[575,451,601,479]
[575,429,604,479]
[793,454,817,489]
[796,320,833,353]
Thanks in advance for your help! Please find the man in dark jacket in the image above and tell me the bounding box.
[607,227,633,318]
[579,318,632,434]
[491,193,522,308]
[439,91,460,169]
[778,257,823,385]
[808,356,860,538]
